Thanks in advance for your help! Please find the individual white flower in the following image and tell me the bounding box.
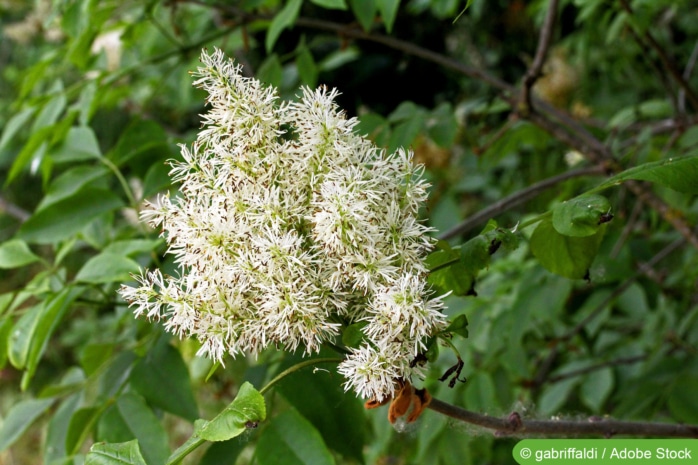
[119,48,447,399]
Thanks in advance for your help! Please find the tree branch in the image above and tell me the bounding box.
[439,165,606,240]
[0,194,30,222]
[428,397,698,438]
[531,234,687,387]
[547,355,645,383]
[521,0,559,111]
[618,0,698,111]
[679,40,698,114]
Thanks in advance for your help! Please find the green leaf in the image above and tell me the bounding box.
[552,195,611,237]
[0,398,54,451]
[580,367,613,412]
[460,235,490,272]
[349,0,376,30]
[97,405,135,444]
[109,119,170,168]
[668,374,698,423]
[32,81,67,132]
[464,373,498,412]
[45,387,83,463]
[98,351,137,399]
[538,377,580,416]
[427,247,473,296]
[452,0,473,23]
[130,341,199,422]
[0,107,35,152]
[0,239,41,269]
[0,317,12,369]
[117,392,170,465]
[49,126,103,163]
[276,363,365,461]
[445,314,468,338]
[80,343,115,376]
[78,80,98,126]
[6,125,53,185]
[258,54,284,88]
[309,0,347,9]
[86,440,148,465]
[18,187,124,244]
[143,161,172,198]
[426,102,458,148]
[376,0,400,32]
[66,407,103,455]
[195,382,266,442]
[266,0,303,52]
[342,322,367,348]
[75,253,141,284]
[530,219,605,279]
[424,337,439,362]
[19,288,80,390]
[255,409,335,465]
[297,47,319,88]
[38,165,109,210]
[103,239,163,257]
[600,155,698,194]
[7,303,42,370]
[200,438,247,465]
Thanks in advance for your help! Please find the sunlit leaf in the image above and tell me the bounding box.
[75,253,141,284]
[552,195,611,237]
[600,155,698,194]
[0,239,41,269]
[86,440,147,465]
[195,382,266,442]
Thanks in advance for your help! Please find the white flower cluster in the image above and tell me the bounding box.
[119,48,447,401]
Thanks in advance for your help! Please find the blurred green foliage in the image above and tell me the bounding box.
[1,0,698,464]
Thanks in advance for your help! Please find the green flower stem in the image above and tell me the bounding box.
[166,357,343,465]
[260,357,344,395]
[167,436,206,465]
[517,211,551,230]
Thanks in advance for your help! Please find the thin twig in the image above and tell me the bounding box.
[531,235,687,387]
[679,40,698,114]
[610,200,643,258]
[439,165,606,240]
[521,0,559,111]
[428,398,698,438]
[619,0,698,111]
[547,355,646,383]
[0,195,31,222]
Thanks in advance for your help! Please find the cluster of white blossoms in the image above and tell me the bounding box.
[119,48,447,401]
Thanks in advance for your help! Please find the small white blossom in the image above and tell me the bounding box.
[119,48,447,399]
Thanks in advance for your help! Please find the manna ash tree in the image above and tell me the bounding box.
[1,1,697,464]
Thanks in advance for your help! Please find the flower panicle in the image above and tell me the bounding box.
[119,47,447,401]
